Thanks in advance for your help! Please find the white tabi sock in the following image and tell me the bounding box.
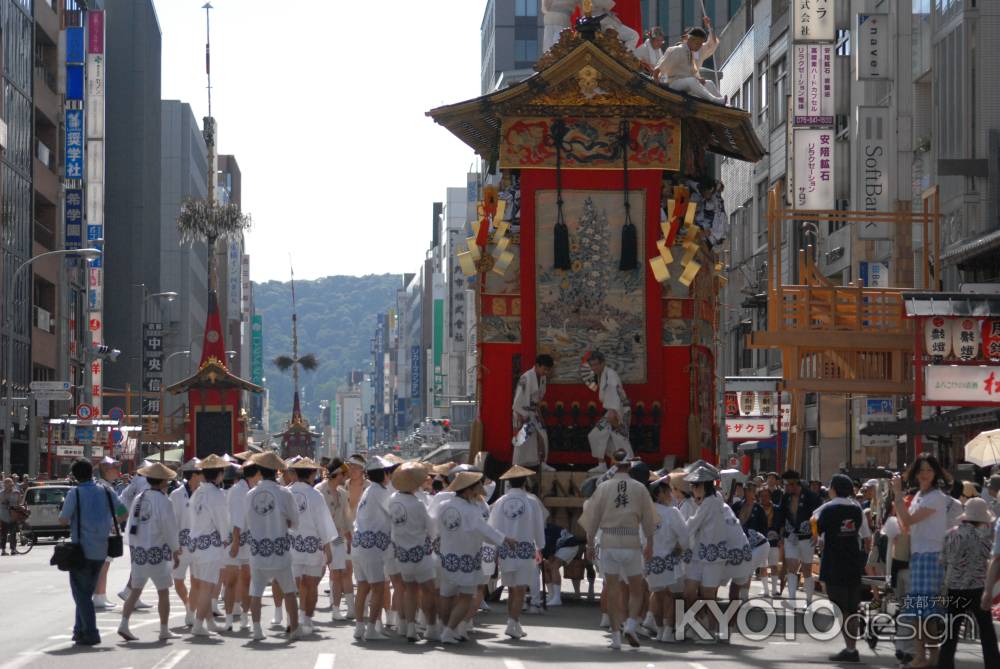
[786,574,798,600]
[803,576,815,605]
[771,574,780,595]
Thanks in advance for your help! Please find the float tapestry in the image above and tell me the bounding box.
[535,190,647,384]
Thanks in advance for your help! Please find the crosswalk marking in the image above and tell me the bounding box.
[314,653,335,669]
[150,650,189,669]
[689,663,711,669]
[503,660,526,669]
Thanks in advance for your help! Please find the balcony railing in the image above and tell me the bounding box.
[773,284,911,334]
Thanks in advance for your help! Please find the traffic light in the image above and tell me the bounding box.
[91,344,121,362]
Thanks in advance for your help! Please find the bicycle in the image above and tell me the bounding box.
[14,524,35,554]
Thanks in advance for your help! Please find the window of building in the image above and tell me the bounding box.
[682,0,695,29]
[742,199,753,260]
[730,89,741,113]
[770,57,787,127]
[515,0,538,17]
[741,76,753,114]
[836,28,851,57]
[756,180,769,249]
[729,210,742,261]
[514,39,538,64]
[758,62,768,125]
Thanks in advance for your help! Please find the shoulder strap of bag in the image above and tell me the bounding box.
[73,488,82,539]
[105,488,121,536]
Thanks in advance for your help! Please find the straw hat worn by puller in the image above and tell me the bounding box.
[249,451,286,471]
[392,462,430,493]
[499,465,535,480]
[365,455,392,472]
[181,457,203,472]
[198,454,230,470]
[289,457,322,471]
[684,464,719,484]
[447,471,484,493]
[136,462,178,480]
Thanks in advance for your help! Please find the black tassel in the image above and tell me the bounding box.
[554,218,571,270]
[619,217,638,270]
[618,120,638,271]
[552,119,571,271]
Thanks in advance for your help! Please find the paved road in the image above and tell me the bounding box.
[0,546,988,669]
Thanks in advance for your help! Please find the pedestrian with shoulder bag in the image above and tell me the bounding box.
[56,458,127,646]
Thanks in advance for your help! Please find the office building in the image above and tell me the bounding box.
[481,0,545,93]
[159,100,210,421]
[103,0,163,397]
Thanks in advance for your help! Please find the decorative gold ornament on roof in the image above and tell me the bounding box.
[535,27,641,73]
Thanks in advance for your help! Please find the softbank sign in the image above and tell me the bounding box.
[857,107,891,240]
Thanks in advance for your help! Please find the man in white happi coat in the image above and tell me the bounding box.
[117,463,181,642]
[654,16,724,104]
[635,27,665,73]
[512,354,554,470]
[233,451,302,641]
[185,454,232,636]
[286,458,336,635]
[588,350,633,460]
[170,457,202,626]
[222,459,256,631]
[488,465,547,639]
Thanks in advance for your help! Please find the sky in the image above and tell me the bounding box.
[153,0,485,282]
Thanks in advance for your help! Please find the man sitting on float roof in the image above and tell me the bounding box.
[654,16,726,106]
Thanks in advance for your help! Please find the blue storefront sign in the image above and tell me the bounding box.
[66,27,85,64]
[65,110,84,180]
[65,188,83,250]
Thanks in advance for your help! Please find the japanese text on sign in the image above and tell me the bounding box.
[726,418,775,440]
[793,129,834,209]
[793,0,835,41]
[793,45,834,126]
[925,365,1000,403]
[65,110,84,179]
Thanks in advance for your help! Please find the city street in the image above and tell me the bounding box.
[0,546,989,669]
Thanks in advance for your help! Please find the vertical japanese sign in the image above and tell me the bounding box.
[228,241,241,317]
[410,345,421,399]
[984,320,1000,362]
[793,0,835,41]
[251,315,263,385]
[144,324,164,415]
[433,299,444,407]
[66,27,85,101]
[793,129,834,210]
[64,110,84,179]
[857,106,891,239]
[241,255,251,319]
[793,44,833,126]
[86,10,106,411]
[65,189,83,250]
[857,14,890,80]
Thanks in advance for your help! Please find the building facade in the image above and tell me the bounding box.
[714,0,1000,480]
[159,100,209,422]
[102,0,162,398]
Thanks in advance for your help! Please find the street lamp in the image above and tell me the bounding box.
[134,287,177,467]
[3,248,101,474]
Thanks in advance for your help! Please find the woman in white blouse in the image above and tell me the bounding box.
[891,453,957,669]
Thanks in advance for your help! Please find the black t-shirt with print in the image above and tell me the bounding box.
[817,502,865,586]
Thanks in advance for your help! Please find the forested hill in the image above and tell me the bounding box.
[252,274,401,432]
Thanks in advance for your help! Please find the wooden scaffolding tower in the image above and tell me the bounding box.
[750,185,941,470]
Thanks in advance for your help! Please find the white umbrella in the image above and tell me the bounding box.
[964,429,1000,467]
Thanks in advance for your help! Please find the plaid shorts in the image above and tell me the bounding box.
[903,551,944,619]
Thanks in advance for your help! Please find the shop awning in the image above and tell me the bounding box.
[941,227,1000,266]
[902,291,1000,318]
[860,407,1000,436]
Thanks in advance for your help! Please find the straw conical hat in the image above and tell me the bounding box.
[137,462,177,480]
[447,471,484,493]
[392,462,429,493]
[199,454,229,470]
[250,451,286,471]
[500,465,535,480]
[289,457,321,470]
